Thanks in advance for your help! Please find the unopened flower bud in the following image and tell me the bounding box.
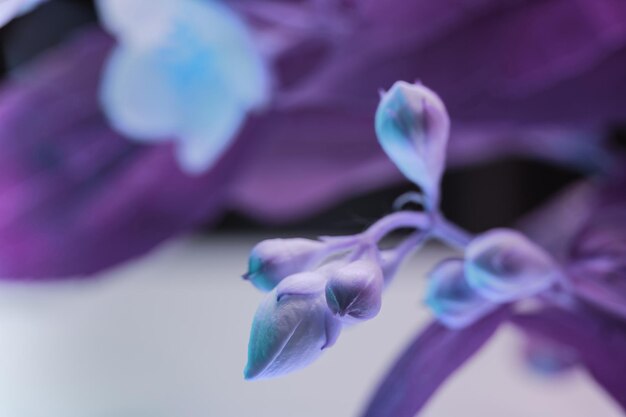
[376,81,450,207]
[425,258,496,329]
[465,229,558,302]
[325,259,384,321]
[244,273,341,380]
[244,238,326,291]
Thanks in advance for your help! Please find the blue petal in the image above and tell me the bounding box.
[245,291,338,380]
[98,0,270,175]
[178,0,271,107]
[100,46,181,140]
[95,0,176,47]
[425,258,496,329]
[175,101,244,175]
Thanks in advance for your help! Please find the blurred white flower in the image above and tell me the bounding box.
[97,0,270,174]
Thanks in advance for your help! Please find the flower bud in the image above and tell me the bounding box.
[465,229,558,302]
[244,273,341,380]
[244,238,326,291]
[425,258,496,329]
[375,81,450,207]
[325,259,384,321]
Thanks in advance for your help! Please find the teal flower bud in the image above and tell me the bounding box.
[375,81,450,208]
[465,229,558,302]
[244,238,326,291]
[325,259,384,321]
[244,272,341,380]
[425,258,496,329]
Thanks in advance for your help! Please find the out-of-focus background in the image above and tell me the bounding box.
[1,1,626,416]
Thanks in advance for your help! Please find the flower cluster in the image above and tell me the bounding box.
[96,0,270,174]
[242,81,566,381]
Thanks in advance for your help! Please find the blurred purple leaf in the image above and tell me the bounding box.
[0,28,249,278]
[360,309,507,417]
[226,106,402,222]
[512,307,626,411]
[565,169,626,320]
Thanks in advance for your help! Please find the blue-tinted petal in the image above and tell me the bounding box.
[465,228,558,302]
[100,46,180,140]
[425,258,496,329]
[98,0,270,175]
[175,106,245,175]
[245,238,326,292]
[375,81,450,207]
[95,0,176,47]
[180,0,270,107]
[245,290,340,380]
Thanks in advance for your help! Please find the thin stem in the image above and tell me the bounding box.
[364,211,431,242]
[431,214,474,250]
[394,230,429,260]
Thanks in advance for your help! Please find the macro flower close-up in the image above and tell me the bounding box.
[0,1,625,416]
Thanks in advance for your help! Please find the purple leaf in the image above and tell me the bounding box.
[0,27,249,279]
[360,309,507,417]
[512,308,626,411]
[566,170,626,320]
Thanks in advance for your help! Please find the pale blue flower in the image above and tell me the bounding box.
[97,0,270,174]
